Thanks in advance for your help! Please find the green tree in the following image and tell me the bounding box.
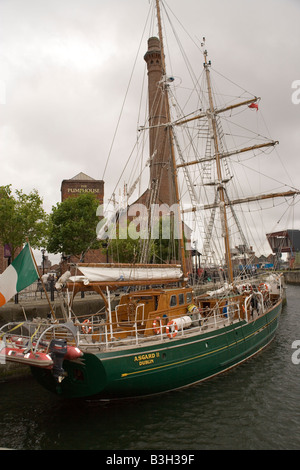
[104,223,141,263]
[0,185,49,260]
[151,215,182,263]
[103,215,185,264]
[47,193,101,259]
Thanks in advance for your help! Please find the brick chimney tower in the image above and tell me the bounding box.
[143,36,176,207]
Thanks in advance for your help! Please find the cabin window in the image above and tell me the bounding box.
[170,295,177,307]
[186,292,192,303]
[179,293,184,305]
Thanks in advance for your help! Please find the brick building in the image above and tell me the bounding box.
[0,244,10,273]
[60,172,107,269]
[61,172,104,204]
[0,243,22,274]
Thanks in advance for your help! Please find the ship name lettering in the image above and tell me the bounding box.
[133,352,159,366]
[134,352,156,362]
[139,359,154,366]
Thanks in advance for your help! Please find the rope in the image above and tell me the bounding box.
[0,322,25,339]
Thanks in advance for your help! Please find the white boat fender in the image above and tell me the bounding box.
[55,271,71,291]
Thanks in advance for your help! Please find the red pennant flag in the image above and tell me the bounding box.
[248,102,259,111]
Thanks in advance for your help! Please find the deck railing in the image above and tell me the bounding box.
[75,301,243,350]
[0,292,280,353]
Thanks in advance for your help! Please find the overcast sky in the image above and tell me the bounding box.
[0,0,299,261]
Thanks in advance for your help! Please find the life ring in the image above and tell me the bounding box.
[242,284,252,294]
[81,319,92,334]
[153,317,162,335]
[258,283,268,292]
[166,320,178,339]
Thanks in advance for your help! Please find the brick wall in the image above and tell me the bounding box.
[60,173,106,270]
[61,177,104,204]
[0,245,8,273]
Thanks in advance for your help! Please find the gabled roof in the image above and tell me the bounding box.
[70,172,95,181]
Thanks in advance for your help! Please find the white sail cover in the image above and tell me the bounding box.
[72,264,183,283]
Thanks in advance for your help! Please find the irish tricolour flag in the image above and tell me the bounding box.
[0,243,39,307]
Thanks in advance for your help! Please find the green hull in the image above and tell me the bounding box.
[31,300,282,399]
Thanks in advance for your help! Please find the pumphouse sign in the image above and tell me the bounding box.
[67,186,101,194]
[61,172,104,204]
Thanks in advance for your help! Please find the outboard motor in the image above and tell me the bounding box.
[49,338,68,383]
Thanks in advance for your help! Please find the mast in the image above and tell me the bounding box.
[154,0,187,278]
[203,48,234,283]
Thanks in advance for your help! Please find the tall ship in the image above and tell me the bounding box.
[0,0,299,399]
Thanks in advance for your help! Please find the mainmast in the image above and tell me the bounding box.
[203,48,234,283]
[154,0,187,278]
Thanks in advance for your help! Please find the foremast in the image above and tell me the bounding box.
[203,48,234,283]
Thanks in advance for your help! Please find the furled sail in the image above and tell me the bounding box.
[71,263,183,284]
